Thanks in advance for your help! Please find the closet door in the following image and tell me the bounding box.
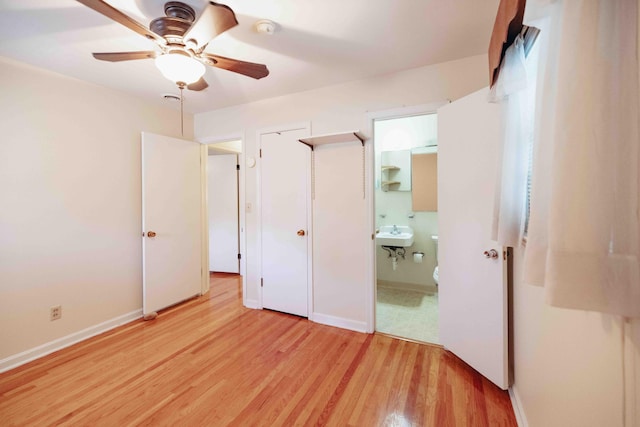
[260,128,310,317]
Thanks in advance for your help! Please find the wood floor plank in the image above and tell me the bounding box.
[0,273,517,426]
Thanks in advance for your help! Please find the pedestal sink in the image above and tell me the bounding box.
[375,225,414,247]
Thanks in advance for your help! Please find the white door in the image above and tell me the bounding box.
[142,132,202,315]
[208,154,239,273]
[260,128,310,317]
[438,88,509,389]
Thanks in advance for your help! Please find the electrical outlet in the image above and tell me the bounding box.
[50,305,62,321]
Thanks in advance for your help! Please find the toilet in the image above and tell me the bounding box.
[431,235,439,285]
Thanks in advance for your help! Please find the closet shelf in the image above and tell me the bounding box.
[382,181,401,186]
[381,165,399,171]
[298,131,365,150]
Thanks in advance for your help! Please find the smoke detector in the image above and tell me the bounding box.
[254,19,276,35]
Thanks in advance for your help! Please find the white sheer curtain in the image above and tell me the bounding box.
[523,0,640,317]
[490,34,536,246]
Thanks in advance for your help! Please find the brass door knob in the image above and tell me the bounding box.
[297,230,305,236]
[147,231,157,238]
[483,249,498,259]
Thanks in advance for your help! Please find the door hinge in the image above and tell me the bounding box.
[261,278,264,287]
[237,253,241,260]
[236,164,240,170]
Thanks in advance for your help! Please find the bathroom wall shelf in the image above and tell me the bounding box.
[381,162,401,192]
[298,131,365,150]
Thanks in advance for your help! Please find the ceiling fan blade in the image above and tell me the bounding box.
[187,78,209,91]
[202,54,269,80]
[183,2,238,50]
[76,0,163,43]
[92,51,158,62]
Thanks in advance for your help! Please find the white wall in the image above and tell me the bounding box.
[195,54,487,326]
[512,248,639,427]
[313,141,368,328]
[0,57,193,366]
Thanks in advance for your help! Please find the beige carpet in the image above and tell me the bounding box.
[376,287,439,344]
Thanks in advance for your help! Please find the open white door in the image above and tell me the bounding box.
[142,132,202,315]
[207,154,239,273]
[260,128,310,317]
[438,88,509,389]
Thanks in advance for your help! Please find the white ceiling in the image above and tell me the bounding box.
[0,0,499,114]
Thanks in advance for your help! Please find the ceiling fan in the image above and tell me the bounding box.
[76,0,270,92]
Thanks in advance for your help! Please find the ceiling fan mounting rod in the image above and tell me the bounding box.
[149,1,197,40]
[150,17,190,39]
[177,82,185,136]
[164,2,196,22]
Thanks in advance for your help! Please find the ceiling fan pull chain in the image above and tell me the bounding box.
[180,84,184,137]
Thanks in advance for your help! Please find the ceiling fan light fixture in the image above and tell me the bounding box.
[155,53,205,84]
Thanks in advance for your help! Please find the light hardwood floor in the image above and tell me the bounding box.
[0,273,517,426]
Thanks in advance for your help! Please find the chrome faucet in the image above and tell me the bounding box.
[392,224,399,235]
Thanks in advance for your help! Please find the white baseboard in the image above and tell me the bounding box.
[623,320,638,427]
[509,386,528,427]
[312,312,368,333]
[244,298,261,309]
[0,309,142,373]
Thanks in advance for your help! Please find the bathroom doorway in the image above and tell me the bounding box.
[373,112,440,344]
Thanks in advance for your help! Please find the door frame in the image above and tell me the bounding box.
[256,121,312,316]
[198,132,246,297]
[365,102,448,333]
